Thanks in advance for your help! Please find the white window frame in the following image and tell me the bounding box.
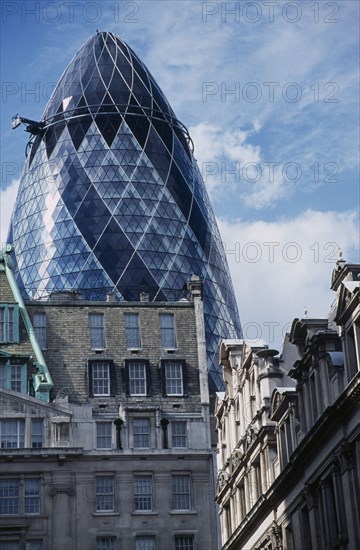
[92,362,110,396]
[24,479,40,515]
[0,362,27,394]
[172,475,191,511]
[175,535,194,550]
[0,305,19,344]
[136,536,156,550]
[31,419,43,448]
[0,478,40,516]
[96,422,112,449]
[0,419,25,449]
[96,536,116,550]
[95,476,114,512]
[129,362,147,396]
[165,362,183,396]
[134,475,153,511]
[171,421,187,448]
[0,479,19,515]
[133,418,150,449]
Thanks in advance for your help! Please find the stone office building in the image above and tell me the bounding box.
[0,246,218,550]
[215,257,360,550]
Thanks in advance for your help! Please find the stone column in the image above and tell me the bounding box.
[48,471,75,550]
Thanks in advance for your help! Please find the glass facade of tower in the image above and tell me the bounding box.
[8,32,241,390]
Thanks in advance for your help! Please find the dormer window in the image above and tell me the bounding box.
[0,305,19,344]
[0,360,27,394]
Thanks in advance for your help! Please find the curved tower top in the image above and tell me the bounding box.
[8,31,241,390]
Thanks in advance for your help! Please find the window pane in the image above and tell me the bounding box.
[96,476,114,512]
[92,362,110,396]
[25,542,43,550]
[175,535,194,550]
[24,479,40,514]
[134,476,152,511]
[124,313,141,348]
[171,422,187,448]
[10,365,22,392]
[0,306,18,344]
[8,308,14,342]
[0,364,6,388]
[96,537,116,550]
[172,475,191,510]
[33,313,47,349]
[0,309,5,342]
[159,313,176,348]
[89,313,105,349]
[0,420,25,448]
[0,542,20,550]
[96,423,112,449]
[0,480,19,514]
[31,419,43,448]
[129,363,146,395]
[165,362,183,395]
[136,537,155,550]
[133,419,150,448]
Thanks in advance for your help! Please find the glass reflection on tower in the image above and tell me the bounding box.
[8,32,241,390]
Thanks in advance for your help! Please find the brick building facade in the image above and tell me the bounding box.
[0,246,218,550]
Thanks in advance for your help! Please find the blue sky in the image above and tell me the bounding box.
[1,0,359,351]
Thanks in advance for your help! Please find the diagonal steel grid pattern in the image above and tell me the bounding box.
[8,32,241,391]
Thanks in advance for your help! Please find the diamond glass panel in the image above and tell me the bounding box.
[9,31,242,390]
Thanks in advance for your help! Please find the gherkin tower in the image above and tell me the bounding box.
[8,32,241,390]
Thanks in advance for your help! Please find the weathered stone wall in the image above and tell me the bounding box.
[26,299,202,412]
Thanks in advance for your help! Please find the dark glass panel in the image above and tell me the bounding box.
[27,135,43,167]
[115,50,133,82]
[151,81,173,117]
[93,219,133,284]
[174,126,191,159]
[166,163,192,221]
[132,72,152,109]
[124,112,150,149]
[129,53,151,92]
[188,199,211,255]
[95,114,122,147]
[74,186,111,248]
[151,118,173,153]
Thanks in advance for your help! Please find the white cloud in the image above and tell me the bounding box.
[190,122,262,196]
[217,209,359,352]
[0,179,18,247]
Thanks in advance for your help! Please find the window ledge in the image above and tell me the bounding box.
[169,510,198,515]
[132,511,159,516]
[0,514,48,518]
[92,512,120,517]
